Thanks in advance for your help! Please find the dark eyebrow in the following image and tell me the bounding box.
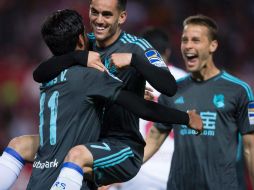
[102,11,113,16]
[192,37,200,40]
[90,7,98,12]
[90,7,113,16]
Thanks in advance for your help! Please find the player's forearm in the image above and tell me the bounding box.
[143,126,168,163]
[243,134,254,188]
[33,50,88,83]
[130,53,177,97]
[244,151,254,187]
[115,90,189,125]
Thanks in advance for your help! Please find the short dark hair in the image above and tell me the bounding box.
[117,0,127,11]
[183,14,218,41]
[41,9,84,56]
[89,0,127,11]
[141,27,170,55]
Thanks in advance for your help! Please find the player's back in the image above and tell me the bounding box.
[27,66,122,189]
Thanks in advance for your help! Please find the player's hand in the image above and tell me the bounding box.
[144,86,154,101]
[88,51,106,72]
[98,185,111,190]
[110,53,132,69]
[98,183,122,190]
[187,110,203,135]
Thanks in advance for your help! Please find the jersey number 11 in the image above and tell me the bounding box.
[39,91,59,146]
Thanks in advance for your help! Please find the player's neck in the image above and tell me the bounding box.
[192,61,220,81]
[96,29,122,48]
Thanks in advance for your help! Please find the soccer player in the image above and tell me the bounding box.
[25,9,123,190]
[0,7,203,190]
[144,14,254,190]
[116,28,187,190]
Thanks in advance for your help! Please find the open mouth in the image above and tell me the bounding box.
[95,26,106,31]
[93,25,107,34]
[184,53,198,66]
[185,53,198,61]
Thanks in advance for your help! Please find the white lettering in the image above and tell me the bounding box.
[33,159,59,169]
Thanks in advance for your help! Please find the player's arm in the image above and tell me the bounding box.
[236,85,254,188]
[143,126,168,163]
[243,133,254,187]
[33,50,105,83]
[89,71,202,132]
[33,51,177,97]
[115,90,203,132]
[110,53,177,97]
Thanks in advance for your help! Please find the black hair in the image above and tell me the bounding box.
[117,0,127,11]
[89,0,127,11]
[41,9,84,56]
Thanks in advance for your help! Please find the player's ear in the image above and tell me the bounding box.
[209,40,218,53]
[118,11,127,25]
[76,34,86,50]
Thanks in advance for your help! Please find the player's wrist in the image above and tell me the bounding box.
[186,111,191,126]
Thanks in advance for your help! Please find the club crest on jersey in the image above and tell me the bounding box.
[248,101,254,125]
[104,57,118,75]
[213,94,225,108]
[145,50,166,67]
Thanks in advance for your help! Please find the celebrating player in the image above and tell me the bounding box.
[0,5,203,190]
[144,14,254,190]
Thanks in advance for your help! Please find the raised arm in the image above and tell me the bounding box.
[33,51,177,97]
[110,53,177,97]
[33,51,105,83]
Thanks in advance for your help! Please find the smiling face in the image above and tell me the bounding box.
[89,0,127,47]
[181,24,218,73]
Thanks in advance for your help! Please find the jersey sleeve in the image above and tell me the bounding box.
[154,94,175,132]
[85,69,123,102]
[236,86,254,134]
[129,38,177,97]
[33,51,88,83]
[133,38,168,69]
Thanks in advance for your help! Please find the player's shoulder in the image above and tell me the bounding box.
[120,32,167,68]
[176,74,191,85]
[219,71,253,100]
[119,32,153,52]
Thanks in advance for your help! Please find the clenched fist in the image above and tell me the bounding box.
[187,110,203,135]
[88,51,106,72]
[110,53,132,69]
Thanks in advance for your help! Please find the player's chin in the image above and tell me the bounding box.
[186,66,197,73]
[94,35,106,42]
[93,30,107,40]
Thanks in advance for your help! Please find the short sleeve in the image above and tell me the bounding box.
[236,86,254,134]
